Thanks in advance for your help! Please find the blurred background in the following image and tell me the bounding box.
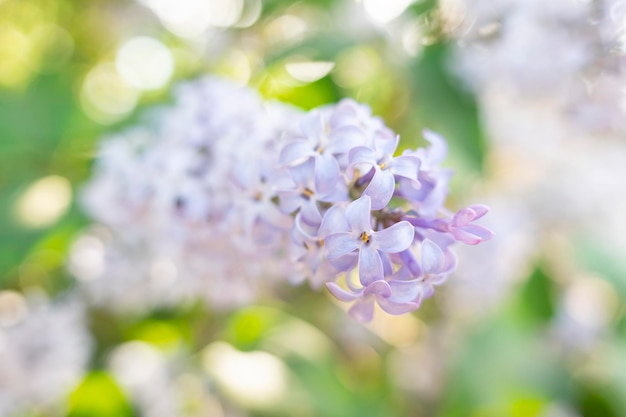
[1,0,626,416]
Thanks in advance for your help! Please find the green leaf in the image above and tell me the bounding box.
[408,42,486,172]
[67,372,135,417]
[513,264,556,326]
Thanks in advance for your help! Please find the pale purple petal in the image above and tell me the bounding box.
[452,225,494,245]
[300,201,322,225]
[345,195,372,232]
[390,155,420,182]
[294,212,319,239]
[388,279,422,303]
[279,140,314,166]
[422,130,448,165]
[300,111,324,142]
[327,126,366,155]
[314,153,340,193]
[422,284,435,299]
[277,191,302,214]
[377,298,419,315]
[467,204,489,219]
[262,203,293,229]
[399,250,422,277]
[326,282,360,301]
[421,239,445,275]
[374,134,399,157]
[311,262,340,289]
[349,146,377,166]
[349,299,375,322]
[319,180,349,203]
[289,159,316,185]
[325,233,359,260]
[358,245,384,286]
[319,204,349,237]
[328,252,358,272]
[452,207,478,227]
[363,169,395,210]
[363,280,392,298]
[373,221,415,253]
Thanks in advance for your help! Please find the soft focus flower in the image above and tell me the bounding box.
[0,295,91,416]
[78,77,492,321]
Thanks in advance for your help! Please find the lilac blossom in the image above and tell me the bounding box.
[0,295,91,416]
[324,196,415,285]
[279,110,365,192]
[348,135,421,210]
[449,205,493,245]
[80,76,492,321]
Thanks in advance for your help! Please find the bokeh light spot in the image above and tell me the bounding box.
[115,37,174,91]
[202,342,288,408]
[0,291,28,327]
[81,63,139,124]
[285,60,335,83]
[14,175,72,228]
[364,0,416,24]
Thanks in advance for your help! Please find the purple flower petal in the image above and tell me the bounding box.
[467,204,489,219]
[345,195,372,233]
[388,279,423,303]
[422,130,448,165]
[452,207,478,227]
[314,153,340,193]
[277,191,303,214]
[325,233,359,260]
[327,126,366,155]
[349,146,377,166]
[319,205,349,237]
[279,140,314,166]
[363,169,395,210]
[326,282,360,301]
[373,221,415,253]
[300,111,324,141]
[399,250,422,277]
[374,134,399,157]
[347,146,377,179]
[377,298,419,315]
[349,299,375,322]
[390,155,420,182]
[452,225,494,245]
[358,245,384,286]
[289,159,316,185]
[421,239,445,276]
[363,280,392,297]
[300,201,322,225]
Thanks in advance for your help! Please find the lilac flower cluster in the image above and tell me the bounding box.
[451,0,626,134]
[81,77,492,321]
[276,103,492,321]
[0,295,91,416]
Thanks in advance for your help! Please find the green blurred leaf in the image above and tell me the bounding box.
[409,42,486,172]
[576,384,620,417]
[67,372,134,417]
[513,265,556,326]
[224,306,282,351]
[127,319,187,351]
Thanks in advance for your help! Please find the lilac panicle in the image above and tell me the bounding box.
[276,101,493,322]
[82,78,492,321]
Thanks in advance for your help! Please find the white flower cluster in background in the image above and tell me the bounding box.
[450,0,626,134]
[75,78,302,312]
[0,293,91,416]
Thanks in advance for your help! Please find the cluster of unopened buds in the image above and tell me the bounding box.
[84,77,492,321]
